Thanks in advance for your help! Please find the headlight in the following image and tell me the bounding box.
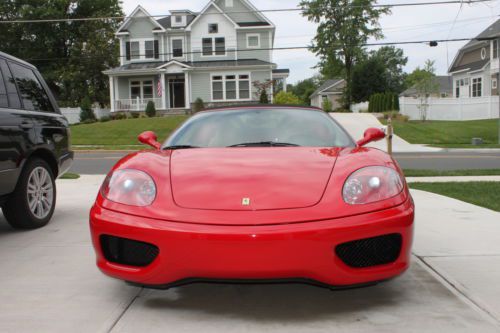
[343,166,403,205]
[101,169,156,206]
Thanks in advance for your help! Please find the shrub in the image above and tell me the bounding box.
[322,98,333,112]
[79,97,96,123]
[131,112,140,119]
[193,98,205,113]
[274,91,301,105]
[111,113,126,120]
[145,101,156,117]
[259,89,269,104]
[99,116,111,122]
[333,108,351,113]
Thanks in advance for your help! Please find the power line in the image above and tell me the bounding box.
[24,36,495,62]
[0,0,494,24]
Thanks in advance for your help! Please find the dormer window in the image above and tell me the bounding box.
[175,16,182,23]
[209,24,218,34]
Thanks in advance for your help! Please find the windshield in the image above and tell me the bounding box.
[164,108,355,148]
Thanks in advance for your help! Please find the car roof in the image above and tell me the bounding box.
[199,104,324,114]
[0,51,37,69]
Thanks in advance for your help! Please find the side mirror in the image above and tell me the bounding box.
[357,128,386,147]
[138,131,161,150]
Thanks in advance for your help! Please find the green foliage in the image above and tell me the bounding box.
[368,92,399,113]
[145,101,156,118]
[287,76,323,105]
[193,98,205,113]
[405,60,439,121]
[0,0,123,106]
[131,112,140,119]
[253,80,273,104]
[274,91,301,105]
[79,97,96,122]
[259,89,269,104]
[300,0,390,109]
[99,116,111,123]
[322,98,333,112]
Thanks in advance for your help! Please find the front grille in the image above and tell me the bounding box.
[335,234,402,268]
[100,235,159,267]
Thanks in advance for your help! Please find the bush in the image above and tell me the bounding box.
[333,108,351,113]
[322,98,333,112]
[368,92,400,113]
[79,97,96,123]
[193,98,205,113]
[274,91,301,105]
[131,112,140,119]
[111,113,127,120]
[145,101,156,117]
[99,116,111,123]
[259,89,269,104]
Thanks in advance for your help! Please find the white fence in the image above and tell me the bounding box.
[114,98,163,112]
[60,107,111,125]
[400,96,500,121]
[351,102,369,113]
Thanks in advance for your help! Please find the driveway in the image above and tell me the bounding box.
[0,176,499,332]
[330,113,441,153]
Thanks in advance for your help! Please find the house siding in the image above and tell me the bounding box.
[237,30,271,62]
[190,72,212,102]
[458,46,490,66]
[215,0,262,23]
[127,17,157,39]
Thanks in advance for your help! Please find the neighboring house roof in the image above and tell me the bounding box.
[462,19,500,50]
[272,69,290,74]
[310,79,344,97]
[156,15,198,30]
[450,59,489,73]
[400,76,453,97]
[238,22,270,27]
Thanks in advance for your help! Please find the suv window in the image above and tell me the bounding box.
[9,62,54,112]
[0,59,22,109]
[0,62,8,108]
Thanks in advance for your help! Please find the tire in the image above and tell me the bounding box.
[2,158,57,229]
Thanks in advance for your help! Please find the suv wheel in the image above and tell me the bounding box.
[2,158,56,229]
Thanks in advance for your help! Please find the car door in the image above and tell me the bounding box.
[7,61,70,163]
[0,58,32,196]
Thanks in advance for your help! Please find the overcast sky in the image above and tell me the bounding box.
[121,0,500,84]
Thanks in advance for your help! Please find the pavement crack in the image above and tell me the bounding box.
[107,287,143,333]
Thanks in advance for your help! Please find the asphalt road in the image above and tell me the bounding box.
[70,150,500,175]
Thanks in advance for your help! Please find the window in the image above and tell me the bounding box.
[209,24,218,34]
[460,79,464,86]
[493,78,498,90]
[494,40,499,59]
[130,41,140,60]
[202,38,225,56]
[226,0,233,7]
[172,39,183,58]
[130,80,154,100]
[0,60,21,108]
[481,48,487,60]
[211,74,251,101]
[472,77,482,97]
[175,16,182,23]
[0,62,8,108]
[145,40,154,59]
[455,80,460,98]
[247,34,260,48]
[10,63,54,112]
[464,78,469,85]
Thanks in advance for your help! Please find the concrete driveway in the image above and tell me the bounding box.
[330,113,441,153]
[0,176,499,333]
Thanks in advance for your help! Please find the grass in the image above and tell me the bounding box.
[70,116,188,146]
[60,173,80,179]
[409,182,500,212]
[403,169,500,177]
[382,118,500,147]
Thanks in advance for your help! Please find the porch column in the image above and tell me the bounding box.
[161,73,167,110]
[184,71,191,110]
[283,77,287,92]
[109,76,115,112]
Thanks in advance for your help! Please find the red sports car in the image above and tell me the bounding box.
[90,106,414,289]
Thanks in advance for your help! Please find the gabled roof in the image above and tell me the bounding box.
[232,0,275,28]
[156,15,197,30]
[311,79,344,97]
[400,76,453,97]
[116,6,165,34]
[186,1,238,31]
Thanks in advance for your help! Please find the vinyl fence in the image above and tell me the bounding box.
[60,107,111,125]
[400,96,500,121]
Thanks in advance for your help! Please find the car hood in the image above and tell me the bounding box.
[170,148,339,211]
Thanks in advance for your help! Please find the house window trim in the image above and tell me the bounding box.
[246,33,261,49]
[128,38,158,62]
[210,72,252,102]
[201,37,226,57]
[171,37,185,60]
[471,76,482,98]
[129,78,155,101]
[481,48,487,60]
[493,78,498,90]
[208,23,219,34]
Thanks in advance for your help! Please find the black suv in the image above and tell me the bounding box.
[0,51,73,229]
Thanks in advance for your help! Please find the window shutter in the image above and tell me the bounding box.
[126,42,131,61]
[154,40,159,59]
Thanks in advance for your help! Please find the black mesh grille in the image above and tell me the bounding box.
[335,234,402,268]
[100,235,159,267]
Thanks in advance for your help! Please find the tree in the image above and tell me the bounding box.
[193,98,205,113]
[300,0,390,110]
[253,80,273,104]
[322,98,333,112]
[288,75,323,105]
[0,0,123,106]
[406,60,439,121]
[79,96,96,122]
[145,101,156,118]
[274,91,301,105]
[259,89,269,104]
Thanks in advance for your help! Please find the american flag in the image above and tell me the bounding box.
[157,75,163,97]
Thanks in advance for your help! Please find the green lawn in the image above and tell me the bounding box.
[409,182,500,212]
[385,119,500,147]
[71,116,188,146]
[403,169,500,177]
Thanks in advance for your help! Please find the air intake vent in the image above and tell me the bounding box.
[335,234,402,268]
[100,235,159,267]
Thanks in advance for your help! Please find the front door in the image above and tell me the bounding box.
[169,79,185,109]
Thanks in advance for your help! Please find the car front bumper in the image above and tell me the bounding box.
[89,197,414,289]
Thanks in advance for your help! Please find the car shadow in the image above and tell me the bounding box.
[141,280,406,322]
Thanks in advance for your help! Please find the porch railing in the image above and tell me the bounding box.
[114,98,163,112]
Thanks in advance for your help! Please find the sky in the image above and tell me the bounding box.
[120,0,500,84]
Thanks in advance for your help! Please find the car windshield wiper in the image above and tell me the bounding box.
[163,145,200,150]
[228,141,300,147]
